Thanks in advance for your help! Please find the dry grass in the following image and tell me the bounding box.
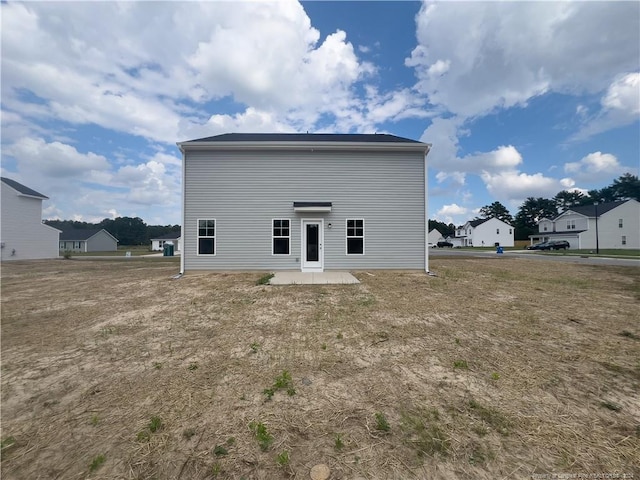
[1,258,639,480]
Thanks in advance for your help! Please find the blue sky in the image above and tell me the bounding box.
[2,1,638,226]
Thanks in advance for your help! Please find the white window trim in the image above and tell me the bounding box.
[272,218,291,256]
[345,218,365,255]
[196,218,216,256]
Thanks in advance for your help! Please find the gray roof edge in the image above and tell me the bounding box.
[181,133,424,144]
[1,177,48,199]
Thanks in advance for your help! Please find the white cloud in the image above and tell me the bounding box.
[563,151,631,183]
[438,203,468,216]
[481,170,561,205]
[6,137,110,177]
[1,1,393,145]
[571,72,640,141]
[407,2,640,118]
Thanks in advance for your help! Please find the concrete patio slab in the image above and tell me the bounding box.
[270,271,360,285]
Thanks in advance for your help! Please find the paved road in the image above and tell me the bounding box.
[429,248,640,267]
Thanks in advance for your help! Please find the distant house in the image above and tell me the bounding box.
[151,232,181,252]
[1,177,61,261]
[59,229,119,252]
[178,133,431,272]
[531,199,639,249]
[428,228,444,246]
[454,218,514,247]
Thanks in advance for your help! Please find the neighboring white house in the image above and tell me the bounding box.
[428,228,444,246]
[454,218,515,247]
[59,229,119,252]
[1,177,61,261]
[151,232,181,252]
[531,199,640,249]
[178,133,431,272]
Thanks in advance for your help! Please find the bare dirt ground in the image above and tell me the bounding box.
[1,258,638,480]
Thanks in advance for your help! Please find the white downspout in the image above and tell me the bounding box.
[179,145,186,275]
[424,145,432,273]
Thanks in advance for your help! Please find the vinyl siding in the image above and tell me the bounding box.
[183,149,425,270]
[87,231,118,252]
[1,183,60,261]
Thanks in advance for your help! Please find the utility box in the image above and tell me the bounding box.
[163,243,174,257]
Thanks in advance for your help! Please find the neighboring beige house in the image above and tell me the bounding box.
[428,228,443,246]
[454,218,515,247]
[59,229,118,252]
[531,199,640,249]
[1,177,61,261]
[151,232,181,252]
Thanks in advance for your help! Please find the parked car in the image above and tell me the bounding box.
[545,240,570,250]
[437,241,454,248]
[527,240,570,251]
[527,241,550,250]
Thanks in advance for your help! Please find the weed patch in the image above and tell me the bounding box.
[88,454,106,472]
[374,412,390,433]
[249,421,274,451]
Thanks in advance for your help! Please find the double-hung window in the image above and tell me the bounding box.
[198,219,216,255]
[619,219,623,228]
[346,219,364,255]
[272,219,290,255]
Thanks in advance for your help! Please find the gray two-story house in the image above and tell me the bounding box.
[178,133,431,273]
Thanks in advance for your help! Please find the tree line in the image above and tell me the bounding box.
[431,173,639,241]
[45,216,180,246]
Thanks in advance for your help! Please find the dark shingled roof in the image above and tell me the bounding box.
[468,218,490,228]
[183,133,423,144]
[1,177,48,199]
[59,229,104,241]
[563,200,628,218]
[152,232,181,240]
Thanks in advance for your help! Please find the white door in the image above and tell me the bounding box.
[302,219,323,272]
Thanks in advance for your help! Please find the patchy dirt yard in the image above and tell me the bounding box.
[1,258,638,480]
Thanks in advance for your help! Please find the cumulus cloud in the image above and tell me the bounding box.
[407,2,640,118]
[480,170,561,205]
[563,151,631,183]
[1,1,394,145]
[5,137,110,177]
[571,72,640,141]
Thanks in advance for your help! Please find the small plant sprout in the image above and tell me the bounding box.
[375,412,391,432]
[213,445,228,456]
[453,360,469,369]
[334,434,344,451]
[250,342,260,353]
[491,372,500,381]
[148,416,163,433]
[90,414,99,426]
[336,332,343,340]
[321,343,327,350]
[89,454,106,472]
[136,430,151,442]
[188,362,198,371]
[455,338,461,345]
[263,370,295,400]
[276,450,290,467]
[249,421,274,451]
[153,362,163,369]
